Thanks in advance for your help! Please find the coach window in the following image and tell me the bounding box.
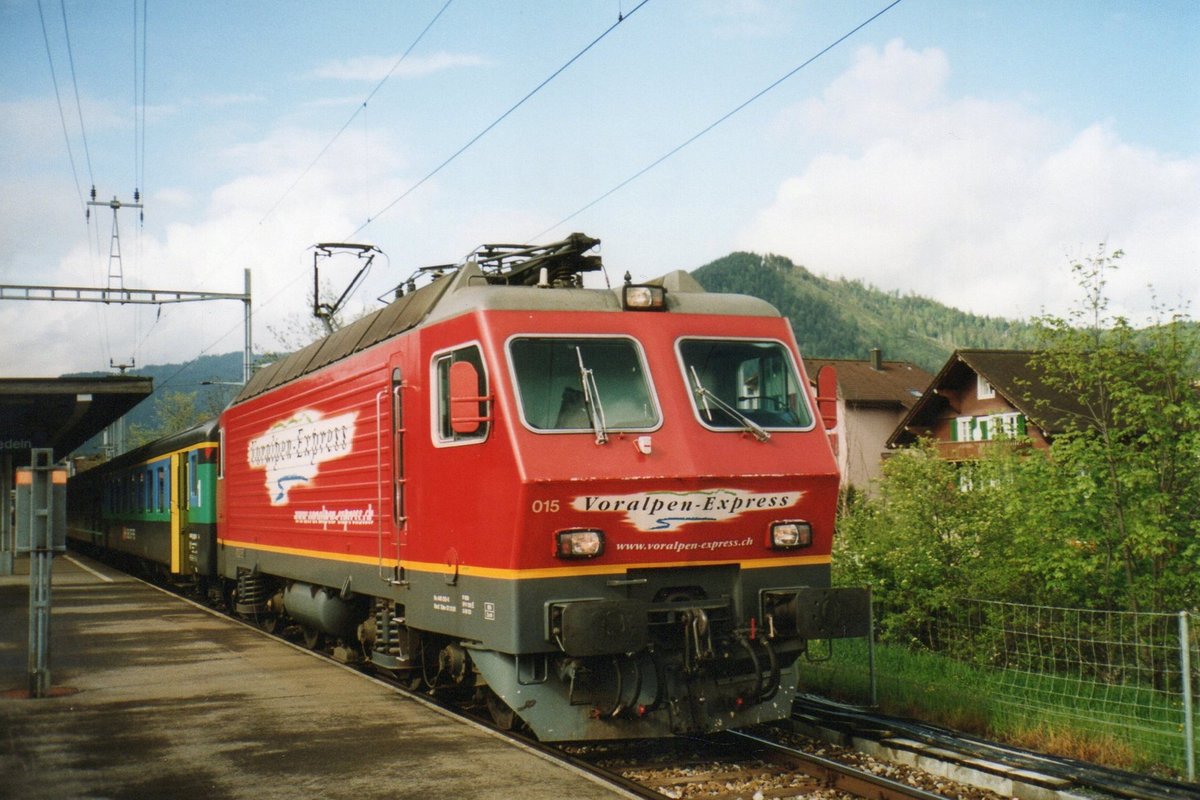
[678,339,813,431]
[434,344,490,444]
[189,451,201,507]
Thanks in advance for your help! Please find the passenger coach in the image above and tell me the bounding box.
[68,419,219,579]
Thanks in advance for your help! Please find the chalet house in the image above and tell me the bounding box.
[886,349,1086,460]
[804,349,932,493]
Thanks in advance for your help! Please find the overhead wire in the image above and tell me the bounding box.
[531,0,905,240]
[36,0,88,217]
[252,0,456,229]
[38,0,110,366]
[343,0,653,241]
[159,2,653,396]
[134,0,147,211]
[58,0,96,194]
[131,0,149,365]
[157,1,458,393]
[148,1,894,395]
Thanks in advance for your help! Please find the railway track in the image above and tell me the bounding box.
[560,729,1002,799]
[153,574,1003,800]
[790,694,1200,800]
[122,561,1198,800]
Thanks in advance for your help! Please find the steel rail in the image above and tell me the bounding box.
[727,729,952,800]
[793,694,1199,800]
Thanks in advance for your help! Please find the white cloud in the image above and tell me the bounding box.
[311,52,487,82]
[0,97,127,163]
[0,122,421,376]
[742,40,1200,321]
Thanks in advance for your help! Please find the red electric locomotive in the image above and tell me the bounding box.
[217,234,868,741]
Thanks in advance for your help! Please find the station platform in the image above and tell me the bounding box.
[0,553,628,800]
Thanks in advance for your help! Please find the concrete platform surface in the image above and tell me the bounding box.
[0,554,628,800]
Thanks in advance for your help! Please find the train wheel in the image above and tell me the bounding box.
[301,625,325,650]
[256,613,281,634]
[486,689,519,730]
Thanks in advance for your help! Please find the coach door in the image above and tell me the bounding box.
[170,451,188,575]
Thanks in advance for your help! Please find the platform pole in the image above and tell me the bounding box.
[0,452,12,576]
[20,448,57,698]
[243,268,253,383]
[28,550,52,697]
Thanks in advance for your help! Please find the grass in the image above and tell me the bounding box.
[798,638,1196,779]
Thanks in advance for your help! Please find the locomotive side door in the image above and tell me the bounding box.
[379,362,407,582]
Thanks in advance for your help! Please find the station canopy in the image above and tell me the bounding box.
[0,376,153,466]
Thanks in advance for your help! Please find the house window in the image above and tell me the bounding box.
[990,412,1026,439]
[977,374,995,399]
[953,412,1026,442]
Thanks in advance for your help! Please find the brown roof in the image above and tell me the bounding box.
[803,358,932,410]
[887,349,1092,447]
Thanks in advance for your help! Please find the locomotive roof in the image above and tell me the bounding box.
[233,250,780,406]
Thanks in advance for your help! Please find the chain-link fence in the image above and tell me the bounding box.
[803,601,1197,780]
[941,601,1196,779]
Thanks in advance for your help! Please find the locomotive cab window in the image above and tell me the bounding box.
[434,344,490,444]
[509,336,658,432]
[678,339,813,431]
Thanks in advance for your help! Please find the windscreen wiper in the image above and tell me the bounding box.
[689,366,770,442]
[577,347,609,445]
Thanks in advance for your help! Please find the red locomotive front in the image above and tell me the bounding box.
[217,236,868,740]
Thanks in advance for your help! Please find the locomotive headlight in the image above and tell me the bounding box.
[622,284,666,310]
[769,520,813,550]
[555,528,605,559]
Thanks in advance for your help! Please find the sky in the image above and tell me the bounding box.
[2,0,1197,380]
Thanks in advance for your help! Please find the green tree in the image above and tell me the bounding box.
[126,390,207,448]
[835,247,1199,639]
[834,438,1085,645]
[1031,247,1200,612]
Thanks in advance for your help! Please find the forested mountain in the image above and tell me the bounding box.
[65,351,244,453]
[692,252,1036,371]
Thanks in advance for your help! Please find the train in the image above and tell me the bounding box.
[68,233,869,742]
